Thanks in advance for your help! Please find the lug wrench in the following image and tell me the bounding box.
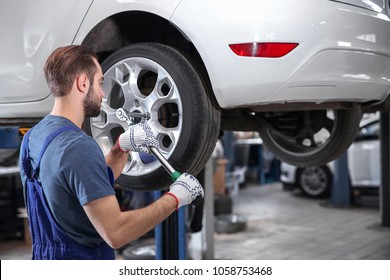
[116,108,202,205]
[116,108,181,182]
[149,147,182,182]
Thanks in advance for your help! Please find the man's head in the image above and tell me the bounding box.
[44,45,104,117]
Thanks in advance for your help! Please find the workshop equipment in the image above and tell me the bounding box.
[149,147,181,181]
[116,108,182,181]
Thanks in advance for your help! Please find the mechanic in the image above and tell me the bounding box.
[19,45,203,260]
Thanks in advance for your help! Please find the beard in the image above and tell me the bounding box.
[83,86,101,118]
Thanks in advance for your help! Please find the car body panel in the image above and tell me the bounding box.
[1,0,390,118]
[280,162,298,185]
[0,0,93,108]
[72,0,181,44]
[348,141,381,187]
[0,0,180,118]
[348,115,381,187]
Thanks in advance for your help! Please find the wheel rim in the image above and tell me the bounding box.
[265,110,336,157]
[260,104,362,167]
[299,166,328,196]
[89,57,183,177]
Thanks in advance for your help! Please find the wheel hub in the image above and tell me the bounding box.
[300,167,327,195]
[126,107,150,124]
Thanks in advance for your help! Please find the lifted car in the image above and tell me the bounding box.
[1,0,390,190]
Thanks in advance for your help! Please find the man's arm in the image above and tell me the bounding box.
[105,142,128,179]
[83,172,203,249]
[94,123,203,249]
[83,194,177,249]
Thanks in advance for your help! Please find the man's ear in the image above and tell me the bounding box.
[76,74,90,94]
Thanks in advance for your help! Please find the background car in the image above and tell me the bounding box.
[281,113,380,198]
[1,0,390,190]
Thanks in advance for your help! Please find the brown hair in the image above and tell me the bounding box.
[44,45,98,97]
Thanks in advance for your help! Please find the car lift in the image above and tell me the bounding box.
[378,113,390,227]
[331,113,390,228]
[0,127,22,237]
[153,159,214,260]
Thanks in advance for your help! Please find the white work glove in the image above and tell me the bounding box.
[167,173,204,209]
[118,123,159,154]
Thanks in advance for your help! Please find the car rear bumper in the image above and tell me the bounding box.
[265,50,390,105]
[174,0,390,109]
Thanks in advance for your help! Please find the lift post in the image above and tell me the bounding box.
[379,113,390,227]
[330,151,351,207]
[153,158,214,260]
[153,192,186,259]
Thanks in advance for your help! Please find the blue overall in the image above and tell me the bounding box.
[20,126,115,260]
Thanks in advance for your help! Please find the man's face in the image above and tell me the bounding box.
[83,60,104,118]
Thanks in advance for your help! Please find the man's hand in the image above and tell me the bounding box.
[166,173,204,209]
[118,123,159,154]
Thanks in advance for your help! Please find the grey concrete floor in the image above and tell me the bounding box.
[214,182,390,260]
[1,182,389,260]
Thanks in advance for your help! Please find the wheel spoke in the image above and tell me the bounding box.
[121,80,135,110]
[308,135,317,147]
[91,55,184,177]
[324,116,334,133]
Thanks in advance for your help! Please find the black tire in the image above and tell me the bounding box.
[85,43,220,191]
[296,165,332,198]
[260,104,362,167]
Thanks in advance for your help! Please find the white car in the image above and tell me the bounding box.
[281,113,380,198]
[1,0,390,190]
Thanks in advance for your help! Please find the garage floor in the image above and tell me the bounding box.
[213,182,390,260]
[1,182,389,260]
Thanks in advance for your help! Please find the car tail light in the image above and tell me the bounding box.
[229,42,299,58]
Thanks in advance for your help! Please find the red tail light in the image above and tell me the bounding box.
[229,42,299,58]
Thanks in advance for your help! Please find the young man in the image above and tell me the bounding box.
[19,45,203,260]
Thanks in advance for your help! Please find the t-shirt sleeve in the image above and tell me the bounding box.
[60,135,116,206]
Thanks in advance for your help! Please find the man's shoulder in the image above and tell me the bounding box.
[32,115,101,154]
[32,115,78,136]
[54,130,105,170]
[60,129,99,152]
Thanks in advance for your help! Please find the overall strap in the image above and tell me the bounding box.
[21,128,34,180]
[32,126,81,178]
